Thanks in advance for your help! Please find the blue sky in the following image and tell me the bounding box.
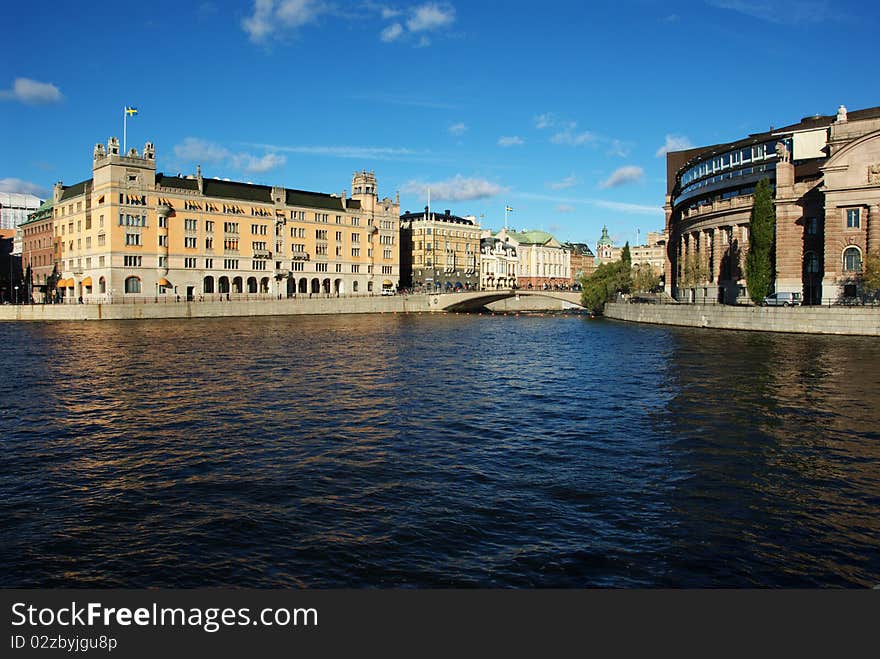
[1,0,878,247]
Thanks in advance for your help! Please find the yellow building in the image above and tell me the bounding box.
[53,138,400,301]
[399,208,481,291]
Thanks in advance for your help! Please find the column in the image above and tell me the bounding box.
[868,204,880,256]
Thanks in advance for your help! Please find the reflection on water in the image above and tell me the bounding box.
[0,315,878,587]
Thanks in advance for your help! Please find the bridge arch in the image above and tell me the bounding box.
[438,289,586,312]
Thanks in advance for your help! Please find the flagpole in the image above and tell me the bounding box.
[505,205,509,230]
[123,107,127,153]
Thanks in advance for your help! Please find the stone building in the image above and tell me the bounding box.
[665,104,880,304]
[494,228,570,289]
[400,208,481,291]
[50,138,400,302]
[595,225,621,265]
[18,199,56,302]
[480,230,519,289]
[564,242,596,281]
[630,230,667,282]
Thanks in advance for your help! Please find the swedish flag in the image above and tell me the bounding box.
[505,206,514,212]
[125,106,138,116]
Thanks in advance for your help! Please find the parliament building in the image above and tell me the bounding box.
[664,104,880,304]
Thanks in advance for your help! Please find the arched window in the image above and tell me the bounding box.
[804,251,819,274]
[124,276,141,294]
[843,247,862,272]
[99,277,106,294]
[352,280,359,293]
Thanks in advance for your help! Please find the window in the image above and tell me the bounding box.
[352,247,360,257]
[384,249,392,259]
[352,264,360,273]
[124,255,142,267]
[206,220,214,232]
[253,260,267,270]
[125,233,142,246]
[85,217,91,230]
[335,246,343,256]
[205,258,213,269]
[352,217,360,226]
[185,237,197,249]
[804,252,819,274]
[185,219,198,231]
[185,258,197,269]
[224,222,239,233]
[158,256,167,268]
[351,233,360,243]
[99,215,104,228]
[843,247,861,272]
[382,266,393,274]
[206,237,213,249]
[99,256,105,267]
[806,217,818,235]
[316,262,328,272]
[85,237,92,249]
[124,276,141,294]
[316,230,328,240]
[316,245,328,255]
[336,215,342,224]
[158,216,167,228]
[291,262,304,271]
[159,235,168,247]
[846,208,861,229]
[335,263,342,273]
[224,259,239,269]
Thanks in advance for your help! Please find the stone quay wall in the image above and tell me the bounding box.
[604,302,880,336]
[0,295,433,322]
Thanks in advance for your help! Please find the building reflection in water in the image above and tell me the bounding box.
[657,329,880,586]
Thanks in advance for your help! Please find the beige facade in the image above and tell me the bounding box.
[494,228,571,289]
[630,230,667,280]
[52,138,399,301]
[400,208,480,291]
[665,104,880,304]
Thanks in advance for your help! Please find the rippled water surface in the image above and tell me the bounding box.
[1,313,878,587]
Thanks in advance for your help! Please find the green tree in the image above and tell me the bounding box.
[633,263,661,293]
[580,259,632,314]
[745,178,775,304]
[863,251,880,299]
[621,242,631,269]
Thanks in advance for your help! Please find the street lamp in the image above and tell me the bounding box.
[14,285,19,305]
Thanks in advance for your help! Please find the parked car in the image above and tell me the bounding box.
[763,291,801,307]
[380,289,395,296]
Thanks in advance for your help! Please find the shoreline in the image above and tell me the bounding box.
[603,301,880,336]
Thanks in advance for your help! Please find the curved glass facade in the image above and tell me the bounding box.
[673,138,790,208]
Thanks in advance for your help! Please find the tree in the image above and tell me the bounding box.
[633,263,661,293]
[621,242,631,269]
[863,251,880,299]
[579,259,632,314]
[745,178,775,304]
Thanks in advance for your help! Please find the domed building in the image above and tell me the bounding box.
[664,104,880,304]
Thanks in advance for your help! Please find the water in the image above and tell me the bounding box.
[1,313,878,587]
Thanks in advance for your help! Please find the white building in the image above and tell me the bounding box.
[0,192,43,231]
[480,230,519,289]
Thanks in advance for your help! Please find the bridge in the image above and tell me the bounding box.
[428,289,587,312]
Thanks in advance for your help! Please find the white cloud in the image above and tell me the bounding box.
[655,134,694,157]
[534,113,555,129]
[406,3,456,31]
[600,166,644,189]
[246,142,417,160]
[498,135,524,147]
[549,174,578,190]
[242,0,329,43]
[550,125,596,146]
[0,78,63,104]
[0,178,49,197]
[401,175,504,201]
[705,0,834,24]
[174,137,230,163]
[518,192,663,217]
[174,138,286,173]
[448,122,467,137]
[606,139,632,158]
[380,22,404,42]
[231,152,287,173]
[556,204,576,213]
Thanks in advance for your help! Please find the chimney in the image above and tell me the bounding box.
[197,164,204,194]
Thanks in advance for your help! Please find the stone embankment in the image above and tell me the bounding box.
[604,302,880,336]
[0,295,430,322]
